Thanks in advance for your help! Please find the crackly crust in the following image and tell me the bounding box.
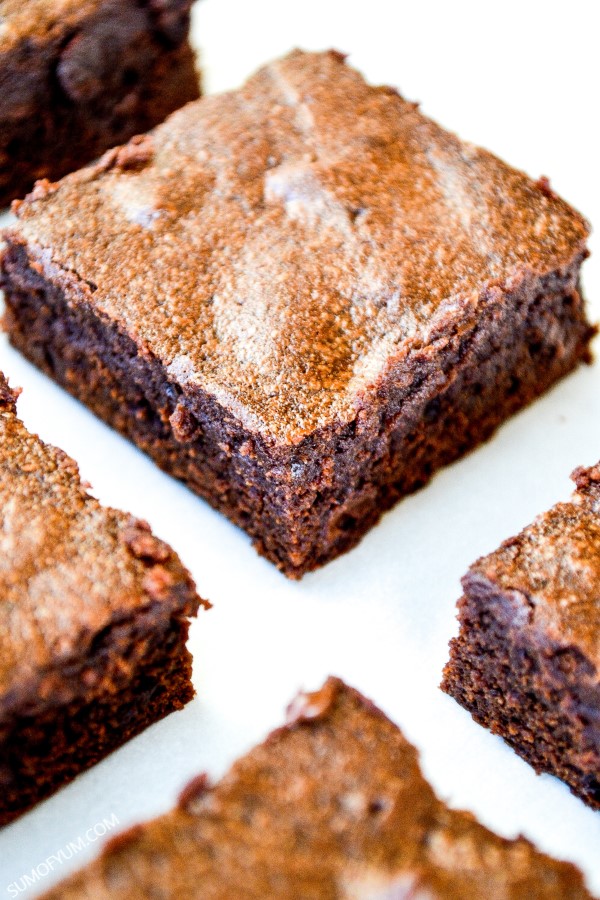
[9,49,590,443]
[1,237,592,577]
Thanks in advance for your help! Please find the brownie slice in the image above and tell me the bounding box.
[442,464,600,810]
[40,678,589,899]
[0,0,199,207]
[1,50,593,578]
[0,370,206,827]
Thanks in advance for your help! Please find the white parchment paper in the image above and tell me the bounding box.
[1,1,599,894]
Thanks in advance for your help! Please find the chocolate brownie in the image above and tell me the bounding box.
[41,678,590,898]
[0,370,206,827]
[442,464,600,809]
[1,50,593,578]
[0,0,199,207]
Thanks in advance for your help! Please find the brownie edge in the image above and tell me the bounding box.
[442,463,600,810]
[0,0,200,207]
[0,371,208,826]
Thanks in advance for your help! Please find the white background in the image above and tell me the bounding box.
[0,0,599,894]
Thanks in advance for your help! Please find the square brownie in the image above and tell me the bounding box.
[0,370,206,827]
[1,50,593,577]
[442,464,600,810]
[0,0,200,207]
[41,678,590,898]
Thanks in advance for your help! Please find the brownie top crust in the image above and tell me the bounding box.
[0,370,200,705]
[0,1,109,50]
[469,464,600,671]
[0,0,192,52]
[11,50,589,443]
[44,678,589,899]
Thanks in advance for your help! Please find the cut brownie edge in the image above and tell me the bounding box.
[442,460,600,811]
[0,376,207,826]
[0,0,199,208]
[1,236,593,577]
[441,575,600,810]
[0,598,196,828]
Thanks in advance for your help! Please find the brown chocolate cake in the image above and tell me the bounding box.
[0,370,206,827]
[0,0,200,207]
[1,50,593,577]
[41,678,590,898]
[442,464,600,810]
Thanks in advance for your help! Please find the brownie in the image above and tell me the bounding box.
[0,0,199,207]
[442,464,600,809]
[40,678,590,899]
[1,50,593,578]
[0,370,206,827]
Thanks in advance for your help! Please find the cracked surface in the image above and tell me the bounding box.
[42,679,591,899]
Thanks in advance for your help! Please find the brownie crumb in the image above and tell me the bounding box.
[123,518,172,563]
